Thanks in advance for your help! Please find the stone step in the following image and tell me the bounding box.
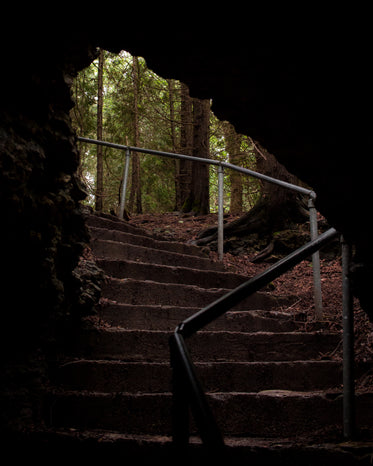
[101,278,285,309]
[13,429,373,465]
[96,258,248,289]
[56,360,344,393]
[85,213,153,238]
[73,211,369,454]
[91,239,225,271]
[78,328,341,362]
[89,226,206,258]
[48,389,373,438]
[98,303,298,332]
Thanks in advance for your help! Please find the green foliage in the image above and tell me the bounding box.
[209,115,261,212]
[140,155,176,213]
[71,49,261,214]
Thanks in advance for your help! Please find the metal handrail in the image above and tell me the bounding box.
[77,136,314,199]
[78,136,324,317]
[77,137,355,444]
[169,228,340,449]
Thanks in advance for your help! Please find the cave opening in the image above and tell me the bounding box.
[1,28,372,453]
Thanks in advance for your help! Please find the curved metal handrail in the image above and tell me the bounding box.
[77,136,314,197]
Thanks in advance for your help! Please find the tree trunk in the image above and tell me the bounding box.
[168,79,179,209]
[255,143,308,224]
[182,98,211,214]
[128,56,142,214]
[195,141,310,257]
[223,121,243,214]
[168,79,177,152]
[176,82,193,210]
[95,48,104,212]
[192,98,210,214]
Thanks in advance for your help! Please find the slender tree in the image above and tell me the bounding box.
[223,121,244,214]
[167,79,177,152]
[168,79,179,209]
[189,98,210,215]
[128,55,142,213]
[95,48,104,212]
[176,82,193,211]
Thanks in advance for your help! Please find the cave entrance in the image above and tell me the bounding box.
[72,48,317,264]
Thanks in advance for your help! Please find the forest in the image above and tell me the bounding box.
[72,49,276,215]
[72,48,314,256]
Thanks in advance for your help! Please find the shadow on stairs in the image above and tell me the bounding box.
[41,212,373,465]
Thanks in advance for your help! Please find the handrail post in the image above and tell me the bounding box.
[218,165,224,261]
[341,235,355,439]
[170,334,190,447]
[308,194,323,320]
[119,147,130,219]
[170,330,225,450]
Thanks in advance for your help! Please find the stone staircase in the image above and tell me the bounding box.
[46,212,373,464]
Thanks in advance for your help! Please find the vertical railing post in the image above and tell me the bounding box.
[218,165,224,261]
[170,364,190,447]
[308,194,323,320]
[341,235,355,439]
[169,334,190,448]
[119,147,131,219]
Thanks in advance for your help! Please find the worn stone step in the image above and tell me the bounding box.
[49,389,373,438]
[89,226,206,258]
[56,360,344,393]
[78,328,341,362]
[98,303,298,332]
[85,213,153,237]
[91,239,225,271]
[14,429,373,465]
[101,278,284,309]
[208,391,373,438]
[96,258,247,289]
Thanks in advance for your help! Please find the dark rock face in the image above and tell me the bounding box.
[0,19,371,432]
[0,36,97,431]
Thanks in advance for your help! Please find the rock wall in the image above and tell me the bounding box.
[0,37,99,432]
